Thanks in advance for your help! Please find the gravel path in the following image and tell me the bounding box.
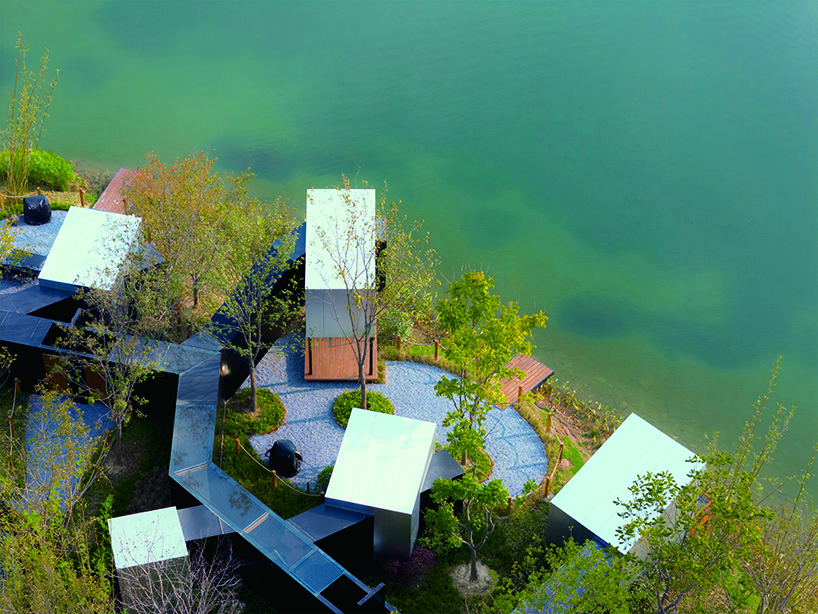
[247,341,547,496]
[3,209,68,256]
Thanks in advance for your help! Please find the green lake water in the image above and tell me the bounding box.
[2,1,816,481]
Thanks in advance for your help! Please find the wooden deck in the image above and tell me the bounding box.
[499,354,554,406]
[92,167,135,214]
[304,336,378,381]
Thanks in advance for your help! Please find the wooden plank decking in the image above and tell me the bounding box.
[92,167,134,214]
[499,353,554,407]
[304,336,378,381]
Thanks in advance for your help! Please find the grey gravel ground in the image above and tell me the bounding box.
[3,209,68,257]
[247,340,548,496]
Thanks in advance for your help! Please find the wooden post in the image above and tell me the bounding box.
[14,378,20,394]
[396,334,401,352]
[517,385,524,404]
[36,187,42,195]
[546,412,552,434]
[556,441,564,468]
[7,415,14,440]
[272,470,278,489]
[235,438,240,456]
[507,496,513,515]
[79,187,86,208]
[434,340,439,362]
[544,476,551,497]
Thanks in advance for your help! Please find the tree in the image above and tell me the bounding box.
[113,541,244,614]
[434,270,547,466]
[1,33,59,196]
[123,151,234,325]
[55,262,158,455]
[309,177,437,408]
[1,388,109,521]
[0,503,114,613]
[739,445,818,614]
[423,473,510,583]
[612,359,817,614]
[208,200,300,412]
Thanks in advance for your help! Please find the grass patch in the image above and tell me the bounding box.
[456,447,493,482]
[561,435,585,475]
[333,390,394,428]
[0,198,73,218]
[366,550,467,614]
[224,388,285,436]
[214,402,319,520]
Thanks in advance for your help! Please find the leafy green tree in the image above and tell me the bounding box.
[423,474,510,583]
[124,151,233,322]
[1,33,60,196]
[55,262,158,455]
[740,444,818,614]
[434,270,546,466]
[209,202,300,412]
[612,359,816,614]
[1,389,107,521]
[0,505,114,613]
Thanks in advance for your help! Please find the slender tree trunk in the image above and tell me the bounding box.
[358,338,368,409]
[360,376,367,410]
[250,367,258,413]
[470,547,479,582]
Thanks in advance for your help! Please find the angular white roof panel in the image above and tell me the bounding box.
[326,408,436,514]
[39,206,141,291]
[551,413,703,553]
[305,189,376,291]
[108,507,187,569]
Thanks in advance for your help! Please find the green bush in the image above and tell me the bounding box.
[224,388,285,435]
[316,464,334,493]
[0,147,77,191]
[333,390,394,428]
[378,307,413,341]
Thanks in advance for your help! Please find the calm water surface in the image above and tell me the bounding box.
[2,1,816,480]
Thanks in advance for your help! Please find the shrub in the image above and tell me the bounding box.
[316,464,334,493]
[0,147,77,191]
[333,390,394,428]
[383,546,436,587]
[224,388,285,435]
[378,307,413,341]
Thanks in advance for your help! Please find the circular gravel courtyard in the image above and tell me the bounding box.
[247,341,547,497]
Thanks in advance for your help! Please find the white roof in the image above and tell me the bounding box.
[39,206,141,291]
[552,413,703,553]
[326,408,436,514]
[108,507,188,569]
[305,189,376,291]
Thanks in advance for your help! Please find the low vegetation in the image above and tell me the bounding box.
[224,388,286,436]
[332,389,394,428]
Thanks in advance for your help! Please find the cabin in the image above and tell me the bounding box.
[304,188,378,381]
[545,413,703,557]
